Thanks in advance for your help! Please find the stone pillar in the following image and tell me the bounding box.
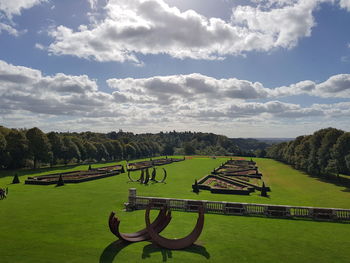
[125,188,137,211]
[129,188,136,206]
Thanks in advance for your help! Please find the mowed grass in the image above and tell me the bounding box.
[0,157,349,263]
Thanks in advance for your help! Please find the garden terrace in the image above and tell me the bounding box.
[126,189,350,222]
[25,169,121,185]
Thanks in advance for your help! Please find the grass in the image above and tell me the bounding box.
[0,157,350,263]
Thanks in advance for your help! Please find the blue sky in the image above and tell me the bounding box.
[1,0,350,137]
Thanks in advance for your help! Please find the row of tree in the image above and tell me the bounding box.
[0,126,247,169]
[266,127,350,177]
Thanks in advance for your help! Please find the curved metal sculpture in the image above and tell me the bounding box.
[127,171,138,182]
[150,167,156,181]
[109,207,172,242]
[143,169,150,184]
[151,168,167,183]
[145,204,205,250]
[0,188,7,200]
[139,169,145,184]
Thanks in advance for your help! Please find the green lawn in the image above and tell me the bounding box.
[0,157,349,263]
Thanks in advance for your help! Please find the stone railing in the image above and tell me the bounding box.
[124,188,350,222]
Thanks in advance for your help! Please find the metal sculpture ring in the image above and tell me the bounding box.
[145,204,204,250]
[109,206,172,242]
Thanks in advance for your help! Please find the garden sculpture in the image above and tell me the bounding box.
[145,204,204,250]
[128,168,167,183]
[109,204,205,249]
[0,187,7,200]
[109,206,172,242]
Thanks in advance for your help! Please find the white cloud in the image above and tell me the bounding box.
[87,0,99,9]
[0,0,46,19]
[273,74,350,98]
[107,73,350,105]
[0,0,47,36]
[35,43,45,50]
[339,0,350,11]
[1,59,350,137]
[47,0,335,63]
[0,22,20,36]
[0,59,119,117]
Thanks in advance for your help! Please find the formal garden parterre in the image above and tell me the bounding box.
[24,164,125,185]
[193,158,270,195]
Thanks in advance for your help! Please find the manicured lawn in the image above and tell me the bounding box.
[0,157,349,263]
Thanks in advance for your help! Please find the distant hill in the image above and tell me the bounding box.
[252,138,295,144]
[229,138,294,152]
[229,138,270,152]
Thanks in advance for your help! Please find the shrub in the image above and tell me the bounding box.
[12,173,20,184]
[56,175,65,187]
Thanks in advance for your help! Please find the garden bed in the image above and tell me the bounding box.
[24,164,125,185]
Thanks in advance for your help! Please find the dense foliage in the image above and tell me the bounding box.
[0,125,250,169]
[266,127,350,176]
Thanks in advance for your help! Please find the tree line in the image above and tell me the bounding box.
[0,125,246,169]
[266,127,350,177]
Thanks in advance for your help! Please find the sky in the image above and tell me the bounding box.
[1,0,350,138]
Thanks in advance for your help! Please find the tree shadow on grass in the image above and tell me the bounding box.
[99,241,210,263]
[306,173,350,192]
[0,165,81,179]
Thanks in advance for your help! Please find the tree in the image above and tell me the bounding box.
[345,154,350,174]
[332,132,350,174]
[62,137,81,164]
[26,127,52,168]
[5,130,29,168]
[254,149,267,158]
[94,142,109,161]
[47,132,65,165]
[317,128,344,174]
[72,137,87,162]
[184,143,195,155]
[110,140,123,160]
[293,136,311,170]
[84,141,97,161]
[163,144,174,155]
[0,133,7,168]
[103,141,115,160]
[125,144,136,160]
[325,159,339,179]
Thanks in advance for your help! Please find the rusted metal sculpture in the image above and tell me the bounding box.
[109,206,172,242]
[151,168,167,183]
[109,204,205,249]
[0,187,7,200]
[145,204,205,250]
[128,167,166,184]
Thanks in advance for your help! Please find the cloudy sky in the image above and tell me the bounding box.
[1,0,350,137]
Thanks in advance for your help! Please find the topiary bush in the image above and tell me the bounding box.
[56,174,65,187]
[12,173,20,184]
[261,181,268,197]
[192,179,199,193]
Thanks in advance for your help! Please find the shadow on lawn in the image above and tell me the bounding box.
[99,240,210,262]
[307,173,350,192]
